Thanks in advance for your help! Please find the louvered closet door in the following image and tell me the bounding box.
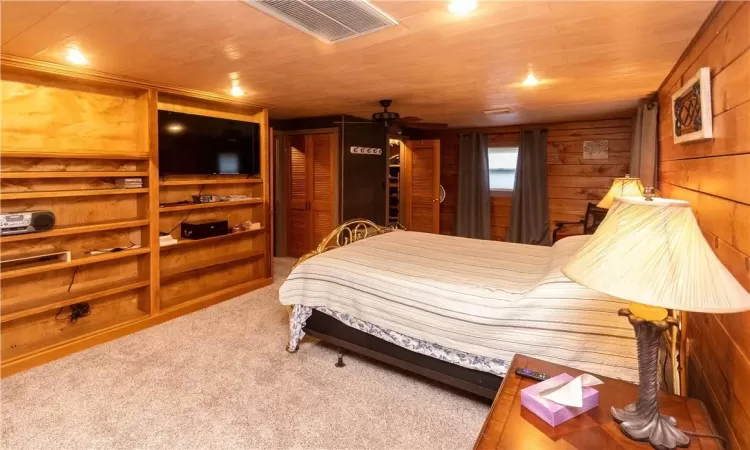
[308,133,335,246]
[287,134,309,258]
[403,139,440,233]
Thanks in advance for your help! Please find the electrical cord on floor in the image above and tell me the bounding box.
[680,429,726,444]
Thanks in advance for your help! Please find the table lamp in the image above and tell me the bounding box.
[597,175,645,209]
[562,196,750,449]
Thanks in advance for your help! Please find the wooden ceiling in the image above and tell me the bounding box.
[1,1,714,126]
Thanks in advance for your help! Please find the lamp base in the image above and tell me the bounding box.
[613,309,689,450]
[612,403,689,450]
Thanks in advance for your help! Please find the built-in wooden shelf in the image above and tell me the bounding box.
[0,219,149,243]
[158,198,262,213]
[1,171,149,179]
[389,164,400,168]
[0,150,149,160]
[2,312,148,363]
[161,250,264,282]
[1,276,150,323]
[160,228,265,251]
[0,188,149,200]
[161,278,262,313]
[159,178,263,186]
[0,247,150,281]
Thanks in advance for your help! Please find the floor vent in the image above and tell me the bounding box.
[245,0,397,43]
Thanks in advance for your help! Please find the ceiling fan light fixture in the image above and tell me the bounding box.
[448,0,478,16]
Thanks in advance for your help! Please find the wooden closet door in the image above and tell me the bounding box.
[403,139,440,233]
[287,134,309,257]
[308,133,335,246]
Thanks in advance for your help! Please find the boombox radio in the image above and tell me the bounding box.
[0,211,56,236]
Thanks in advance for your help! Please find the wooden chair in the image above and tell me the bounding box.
[552,202,608,242]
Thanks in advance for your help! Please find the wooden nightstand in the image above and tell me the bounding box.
[474,355,721,449]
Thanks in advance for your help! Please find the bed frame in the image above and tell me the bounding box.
[288,219,689,398]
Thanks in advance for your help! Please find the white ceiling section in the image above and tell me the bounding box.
[0,1,715,126]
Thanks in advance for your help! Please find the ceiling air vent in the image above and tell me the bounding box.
[245,0,397,43]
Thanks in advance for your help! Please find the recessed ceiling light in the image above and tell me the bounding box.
[448,0,477,16]
[523,68,540,87]
[484,107,513,115]
[230,84,245,97]
[66,47,88,65]
[166,122,185,134]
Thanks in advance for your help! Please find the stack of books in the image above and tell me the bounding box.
[159,234,178,247]
[115,178,144,189]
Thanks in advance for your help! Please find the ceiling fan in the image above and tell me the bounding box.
[336,100,448,129]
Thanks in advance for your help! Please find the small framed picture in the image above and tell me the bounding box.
[671,67,713,144]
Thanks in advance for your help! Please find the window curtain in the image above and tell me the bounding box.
[630,99,658,188]
[455,133,490,239]
[508,129,550,245]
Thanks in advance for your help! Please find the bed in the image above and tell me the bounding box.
[279,220,687,399]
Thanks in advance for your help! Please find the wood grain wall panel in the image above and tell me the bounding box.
[490,196,512,241]
[422,117,632,240]
[656,3,750,448]
[1,73,143,157]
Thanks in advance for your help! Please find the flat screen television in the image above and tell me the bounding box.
[158,110,260,176]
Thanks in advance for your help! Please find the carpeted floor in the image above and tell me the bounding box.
[1,258,489,449]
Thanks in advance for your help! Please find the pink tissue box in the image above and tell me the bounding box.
[520,373,599,427]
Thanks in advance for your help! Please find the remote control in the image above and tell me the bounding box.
[515,367,549,381]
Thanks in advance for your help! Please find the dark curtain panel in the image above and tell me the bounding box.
[455,133,490,239]
[508,129,551,245]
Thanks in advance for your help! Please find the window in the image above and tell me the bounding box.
[488,146,519,193]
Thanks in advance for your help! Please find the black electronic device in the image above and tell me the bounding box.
[180,219,229,240]
[515,367,549,382]
[158,110,260,176]
[0,211,55,236]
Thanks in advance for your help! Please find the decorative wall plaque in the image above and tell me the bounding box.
[672,67,713,144]
[582,140,609,160]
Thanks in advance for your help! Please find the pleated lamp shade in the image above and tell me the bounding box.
[597,177,645,209]
[563,197,750,313]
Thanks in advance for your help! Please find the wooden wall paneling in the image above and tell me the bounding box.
[656,3,750,448]
[421,118,632,240]
[402,139,440,233]
[490,196,512,241]
[1,70,145,158]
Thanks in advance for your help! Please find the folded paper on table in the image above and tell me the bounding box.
[521,373,602,426]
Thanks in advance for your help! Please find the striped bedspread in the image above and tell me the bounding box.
[279,231,638,382]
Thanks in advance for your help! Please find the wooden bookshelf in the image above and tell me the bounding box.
[0,247,150,281]
[158,198,262,213]
[0,188,149,200]
[160,250,264,282]
[160,228,265,251]
[1,171,149,179]
[1,276,149,323]
[0,60,273,376]
[0,219,149,243]
[0,149,149,160]
[159,178,263,186]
